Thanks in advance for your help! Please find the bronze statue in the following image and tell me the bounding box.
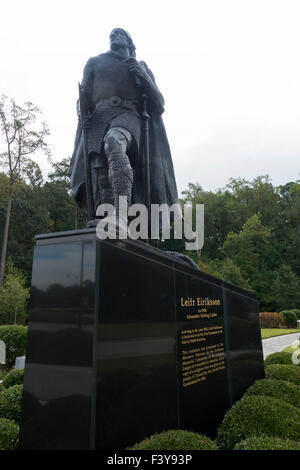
[69,28,180,231]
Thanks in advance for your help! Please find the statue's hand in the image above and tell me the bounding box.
[124,58,148,81]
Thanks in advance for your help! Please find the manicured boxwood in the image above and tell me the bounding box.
[0,417,19,450]
[234,435,300,450]
[128,430,218,450]
[0,325,27,367]
[2,369,24,389]
[0,384,23,424]
[291,309,300,320]
[245,379,300,408]
[265,364,300,386]
[216,395,300,450]
[265,351,298,367]
[280,310,298,328]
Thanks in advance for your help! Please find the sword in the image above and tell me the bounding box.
[78,83,95,222]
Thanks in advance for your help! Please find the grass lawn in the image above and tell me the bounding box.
[281,345,297,353]
[261,328,300,340]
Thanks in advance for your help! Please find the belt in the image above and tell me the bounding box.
[95,96,138,112]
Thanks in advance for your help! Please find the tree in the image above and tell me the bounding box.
[0,260,30,324]
[43,158,87,232]
[0,95,50,288]
[222,214,271,281]
[269,264,300,311]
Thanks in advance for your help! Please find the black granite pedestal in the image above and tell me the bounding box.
[19,229,264,449]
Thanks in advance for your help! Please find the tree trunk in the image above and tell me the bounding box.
[0,184,13,289]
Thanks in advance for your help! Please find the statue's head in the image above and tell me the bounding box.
[109,28,136,58]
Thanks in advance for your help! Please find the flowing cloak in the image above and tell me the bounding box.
[68,52,181,219]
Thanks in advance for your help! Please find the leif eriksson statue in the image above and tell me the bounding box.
[69,28,180,235]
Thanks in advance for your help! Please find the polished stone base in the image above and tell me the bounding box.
[19,229,264,449]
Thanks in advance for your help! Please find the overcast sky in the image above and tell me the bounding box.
[1,0,300,195]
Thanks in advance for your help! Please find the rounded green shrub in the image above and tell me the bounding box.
[216,395,300,450]
[0,325,27,367]
[0,384,23,424]
[128,430,218,450]
[3,369,24,388]
[280,310,298,328]
[266,364,300,386]
[265,351,297,367]
[0,418,19,450]
[291,309,300,320]
[245,379,300,408]
[234,435,300,450]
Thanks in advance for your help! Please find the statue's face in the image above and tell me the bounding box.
[110,29,130,51]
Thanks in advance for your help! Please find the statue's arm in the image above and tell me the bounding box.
[125,58,165,114]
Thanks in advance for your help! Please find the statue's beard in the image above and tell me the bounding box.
[110,40,128,51]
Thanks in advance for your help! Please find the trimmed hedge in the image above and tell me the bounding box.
[216,395,300,450]
[265,351,298,367]
[2,369,24,389]
[0,384,23,424]
[0,325,27,367]
[259,312,284,328]
[291,309,300,320]
[280,310,298,328]
[128,430,218,450]
[266,364,300,386]
[245,379,300,408]
[0,418,19,450]
[234,435,300,450]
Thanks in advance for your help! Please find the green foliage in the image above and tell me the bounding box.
[234,435,300,450]
[280,310,298,328]
[292,309,300,320]
[0,384,23,424]
[218,258,251,290]
[245,379,300,408]
[265,352,297,367]
[0,418,19,450]
[0,325,27,367]
[222,214,271,282]
[216,394,300,450]
[269,266,300,312]
[0,260,30,324]
[180,177,300,311]
[128,430,218,450]
[3,369,24,388]
[265,364,300,386]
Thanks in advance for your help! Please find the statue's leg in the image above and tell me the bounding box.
[96,158,114,207]
[103,126,133,228]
